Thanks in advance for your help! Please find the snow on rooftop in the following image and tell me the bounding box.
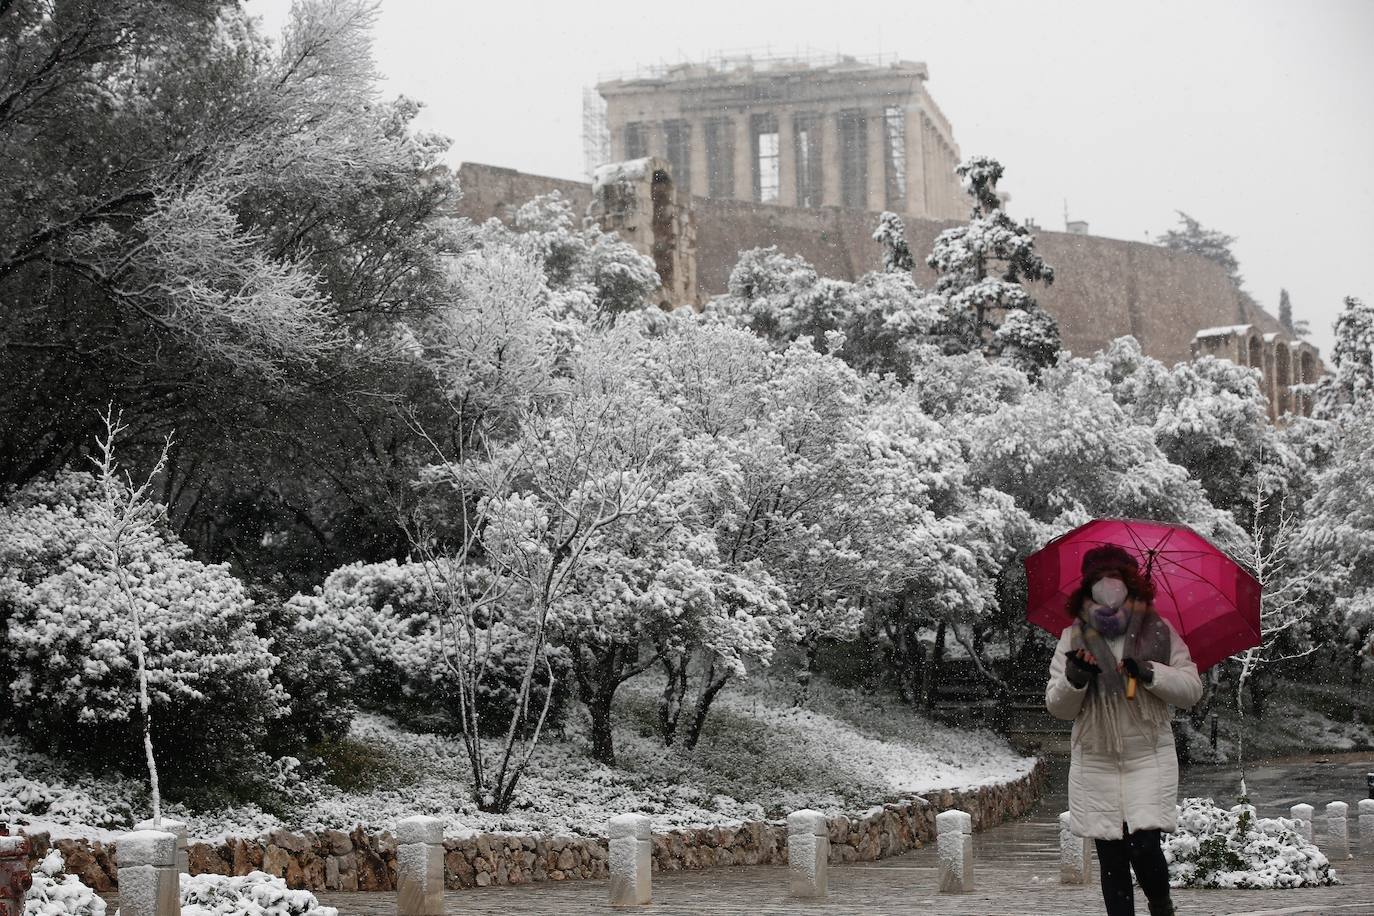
[1194,324,1253,340]
[592,158,653,194]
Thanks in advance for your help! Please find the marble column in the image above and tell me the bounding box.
[733,113,754,202]
[687,117,708,200]
[903,107,927,218]
[821,107,843,207]
[777,109,797,208]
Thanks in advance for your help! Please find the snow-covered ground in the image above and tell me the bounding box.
[1,676,1034,842]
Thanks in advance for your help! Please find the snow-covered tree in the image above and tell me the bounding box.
[1295,406,1374,672]
[510,192,660,322]
[1315,296,1374,419]
[407,297,690,795]
[1230,467,1322,792]
[86,412,172,823]
[708,245,951,380]
[0,466,282,794]
[288,559,570,733]
[873,211,915,273]
[968,370,1244,546]
[1,0,462,588]
[859,381,1036,701]
[1067,336,1306,531]
[926,156,1061,373]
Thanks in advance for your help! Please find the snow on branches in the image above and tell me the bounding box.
[927,156,1059,371]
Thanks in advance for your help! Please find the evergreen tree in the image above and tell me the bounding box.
[1278,288,1310,339]
[1315,296,1374,418]
[927,156,1061,374]
[1156,212,1243,287]
[873,211,915,273]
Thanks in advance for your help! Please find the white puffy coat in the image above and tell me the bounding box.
[1045,619,1203,840]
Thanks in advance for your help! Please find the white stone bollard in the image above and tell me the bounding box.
[1358,799,1374,857]
[117,830,179,916]
[1326,801,1351,859]
[396,815,445,916]
[787,809,829,898]
[133,818,188,874]
[1058,811,1093,885]
[936,809,974,894]
[607,814,652,906]
[1290,803,1314,843]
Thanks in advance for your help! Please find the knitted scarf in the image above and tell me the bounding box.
[1068,607,1174,755]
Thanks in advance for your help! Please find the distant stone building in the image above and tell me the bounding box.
[1192,325,1322,420]
[594,55,965,221]
[588,157,698,309]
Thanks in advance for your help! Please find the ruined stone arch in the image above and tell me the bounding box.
[1274,341,1292,416]
[1297,347,1319,416]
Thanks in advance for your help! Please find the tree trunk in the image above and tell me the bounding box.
[658,654,687,744]
[570,643,619,766]
[794,641,819,707]
[588,691,616,766]
[683,663,731,750]
[920,620,946,710]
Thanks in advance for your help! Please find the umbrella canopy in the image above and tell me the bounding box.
[1024,518,1261,672]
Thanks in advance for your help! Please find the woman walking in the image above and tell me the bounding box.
[1045,544,1203,916]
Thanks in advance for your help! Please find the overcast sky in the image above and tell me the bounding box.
[248,0,1373,356]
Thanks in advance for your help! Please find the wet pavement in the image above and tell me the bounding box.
[316,752,1374,914]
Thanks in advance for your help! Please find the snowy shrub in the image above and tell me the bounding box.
[0,470,283,789]
[257,595,353,754]
[1164,797,1337,889]
[178,871,337,916]
[0,733,138,830]
[23,849,106,915]
[289,559,570,733]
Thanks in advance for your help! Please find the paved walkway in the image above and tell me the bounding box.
[316,753,1374,915]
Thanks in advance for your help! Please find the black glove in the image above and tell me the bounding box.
[1064,649,1100,688]
[1122,656,1155,684]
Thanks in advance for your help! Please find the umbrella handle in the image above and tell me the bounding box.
[1125,676,1138,700]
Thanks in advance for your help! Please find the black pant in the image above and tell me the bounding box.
[1093,826,1172,916]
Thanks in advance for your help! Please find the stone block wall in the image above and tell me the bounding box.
[21,759,1045,892]
[453,161,1299,369]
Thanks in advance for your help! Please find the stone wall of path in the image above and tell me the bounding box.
[24,759,1046,892]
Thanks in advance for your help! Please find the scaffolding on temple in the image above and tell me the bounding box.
[582,87,610,180]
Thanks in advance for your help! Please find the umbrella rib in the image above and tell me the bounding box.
[1153,568,1192,637]
[1148,553,1243,615]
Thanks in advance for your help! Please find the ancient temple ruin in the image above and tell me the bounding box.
[592,54,965,221]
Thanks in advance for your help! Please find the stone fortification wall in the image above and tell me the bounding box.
[455,162,1286,367]
[21,760,1045,892]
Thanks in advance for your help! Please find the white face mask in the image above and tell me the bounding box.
[1091,576,1128,609]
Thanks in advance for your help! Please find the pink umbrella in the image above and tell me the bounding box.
[1024,518,1261,672]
